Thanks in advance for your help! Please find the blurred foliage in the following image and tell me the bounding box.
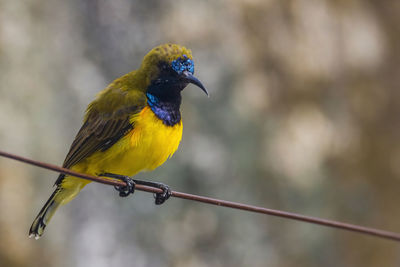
[1,0,400,266]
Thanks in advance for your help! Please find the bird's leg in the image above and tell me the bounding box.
[99,173,172,204]
[99,173,136,197]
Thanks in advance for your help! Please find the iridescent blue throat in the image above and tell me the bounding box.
[145,55,192,126]
[146,92,181,126]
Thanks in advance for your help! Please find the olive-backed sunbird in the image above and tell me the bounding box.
[29,44,208,239]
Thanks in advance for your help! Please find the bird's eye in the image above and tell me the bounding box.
[161,62,168,70]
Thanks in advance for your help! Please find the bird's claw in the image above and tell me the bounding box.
[154,183,172,205]
[99,172,171,202]
[114,176,136,197]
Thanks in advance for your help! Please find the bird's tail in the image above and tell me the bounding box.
[29,187,62,239]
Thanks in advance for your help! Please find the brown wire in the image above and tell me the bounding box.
[1,149,400,242]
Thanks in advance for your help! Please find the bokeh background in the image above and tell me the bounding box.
[1,0,400,266]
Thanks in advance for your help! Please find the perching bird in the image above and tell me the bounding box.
[29,44,208,239]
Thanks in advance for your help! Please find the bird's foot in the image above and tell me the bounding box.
[116,176,136,197]
[154,183,172,205]
[99,173,172,204]
[132,180,172,205]
[100,173,136,197]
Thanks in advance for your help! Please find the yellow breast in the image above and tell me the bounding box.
[76,106,183,177]
[127,106,183,172]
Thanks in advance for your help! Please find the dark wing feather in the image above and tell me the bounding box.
[55,100,145,186]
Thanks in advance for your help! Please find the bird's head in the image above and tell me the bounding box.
[140,44,208,99]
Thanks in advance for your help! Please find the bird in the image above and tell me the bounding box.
[29,43,208,239]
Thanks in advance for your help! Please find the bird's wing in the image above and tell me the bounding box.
[55,88,146,185]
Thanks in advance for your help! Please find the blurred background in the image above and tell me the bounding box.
[1,0,400,266]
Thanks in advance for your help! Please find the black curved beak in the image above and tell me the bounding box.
[182,71,209,97]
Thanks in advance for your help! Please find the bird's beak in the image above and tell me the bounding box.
[182,71,209,96]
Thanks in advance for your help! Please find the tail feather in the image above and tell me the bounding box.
[29,188,61,239]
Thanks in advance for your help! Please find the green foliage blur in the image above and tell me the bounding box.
[1,0,400,266]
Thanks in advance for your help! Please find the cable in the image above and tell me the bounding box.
[0,149,399,242]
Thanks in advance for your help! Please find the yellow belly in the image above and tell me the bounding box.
[58,106,183,203]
